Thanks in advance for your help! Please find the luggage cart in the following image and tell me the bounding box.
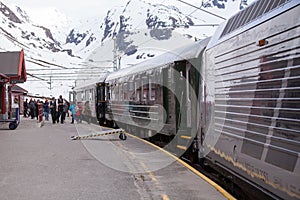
[0,107,20,130]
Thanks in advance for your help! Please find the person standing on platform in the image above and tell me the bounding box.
[29,99,36,119]
[69,101,76,124]
[23,99,28,118]
[60,99,68,124]
[57,95,64,123]
[12,97,19,117]
[50,97,57,124]
[43,100,50,121]
[83,101,92,124]
[76,102,83,123]
[35,100,39,120]
[66,101,70,117]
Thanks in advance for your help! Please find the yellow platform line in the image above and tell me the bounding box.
[161,194,170,200]
[98,125,235,199]
[126,131,236,200]
[176,145,187,150]
[180,135,192,140]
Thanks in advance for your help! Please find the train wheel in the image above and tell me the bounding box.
[119,133,127,140]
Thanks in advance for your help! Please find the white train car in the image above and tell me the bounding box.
[202,0,300,199]
[72,75,108,123]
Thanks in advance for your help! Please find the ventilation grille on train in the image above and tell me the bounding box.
[220,0,291,38]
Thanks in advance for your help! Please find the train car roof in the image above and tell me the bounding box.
[207,0,299,49]
[106,37,210,81]
[73,73,109,91]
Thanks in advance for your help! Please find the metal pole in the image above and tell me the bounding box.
[113,37,117,71]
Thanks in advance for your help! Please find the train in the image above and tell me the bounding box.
[71,0,300,199]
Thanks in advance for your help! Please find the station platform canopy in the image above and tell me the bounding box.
[11,85,28,95]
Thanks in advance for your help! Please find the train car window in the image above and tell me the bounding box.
[89,89,92,101]
[118,84,122,101]
[142,77,149,102]
[127,82,134,101]
[115,84,119,101]
[118,84,121,101]
[111,84,116,101]
[75,93,79,102]
[80,92,83,101]
[122,83,125,101]
[149,75,156,101]
[84,90,88,101]
[81,92,85,101]
[128,82,134,91]
[135,81,140,101]
[92,89,94,101]
[124,83,129,100]
[116,84,121,101]
[140,78,144,101]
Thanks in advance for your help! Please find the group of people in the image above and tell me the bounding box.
[23,95,83,124]
[23,98,44,120]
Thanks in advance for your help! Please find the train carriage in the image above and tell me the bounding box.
[105,38,209,153]
[202,0,300,199]
[72,0,300,199]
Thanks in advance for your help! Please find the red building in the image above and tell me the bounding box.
[0,49,27,129]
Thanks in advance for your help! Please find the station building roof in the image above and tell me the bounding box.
[12,85,28,94]
[0,49,27,83]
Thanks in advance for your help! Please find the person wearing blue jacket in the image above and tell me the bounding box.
[69,101,76,124]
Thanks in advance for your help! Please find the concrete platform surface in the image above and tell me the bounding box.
[0,116,230,200]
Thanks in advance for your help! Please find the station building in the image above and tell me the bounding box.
[0,49,27,121]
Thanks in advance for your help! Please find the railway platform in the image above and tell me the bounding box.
[0,116,233,200]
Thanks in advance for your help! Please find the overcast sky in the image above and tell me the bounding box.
[4,0,187,18]
[4,0,119,16]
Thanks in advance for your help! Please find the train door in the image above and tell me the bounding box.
[174,61,188,131]
[173,60,201,161]
[162,65,177,135]
[162,67,170,124]
[96,82,107,125]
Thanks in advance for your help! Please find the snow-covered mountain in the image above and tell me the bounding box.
[0,0,255,97]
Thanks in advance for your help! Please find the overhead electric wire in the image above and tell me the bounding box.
[26,72,48,81]
[175,0,226,20]
[29,57,69,69]
[27,59,51,68]
[26,67,113,71]
[29,74,103,77]
[30,71,109,76]
[27,78,97,81]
